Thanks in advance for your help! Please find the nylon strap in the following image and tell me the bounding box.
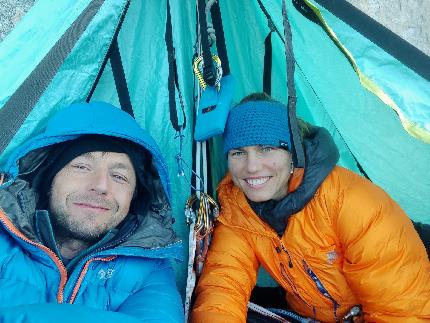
[209,0,230,75]
[110,38,134,117]
[263,31,273,95]
[197,0,216,86]
[256,0,285,42]
[0,0,107,155]
[165,0,186,131]
[86,0,131,104]
[282,0,305,168]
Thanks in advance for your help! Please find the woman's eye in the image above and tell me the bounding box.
[230,150,245,158]
[260,145,274,153]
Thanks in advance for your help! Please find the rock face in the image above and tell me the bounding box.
[0,0,35,41]
[0,0,429,56]
[346,0,430,56]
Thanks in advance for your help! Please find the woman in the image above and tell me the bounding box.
[191,93,429,322]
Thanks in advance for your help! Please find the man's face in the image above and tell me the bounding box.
[228,145,292,202]
[49,151,137,242]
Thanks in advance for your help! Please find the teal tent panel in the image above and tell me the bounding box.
[0,0,129,166]
[0,0,91,108]
[316,2,430,143]
[303,1,430,221]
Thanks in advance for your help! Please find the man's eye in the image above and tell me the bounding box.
[112,174,128,183]
[71,164,90,171]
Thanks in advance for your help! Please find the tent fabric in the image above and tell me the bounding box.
[0,0,429,296]
[307,0,430,143]
[0,0,130,162]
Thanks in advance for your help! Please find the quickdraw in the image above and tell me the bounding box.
[184,192,219,321]
[185,192,219,274]
[193,54,223,90]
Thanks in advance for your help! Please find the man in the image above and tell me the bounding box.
[0,101,184,322]
[191,93,430,322]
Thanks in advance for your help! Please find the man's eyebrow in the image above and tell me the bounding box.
[110,162,134,171]
[78,152,95,159]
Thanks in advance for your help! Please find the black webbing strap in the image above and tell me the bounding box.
[209,0,230,75]
[256,0,285,42]
[110,37,134,117]
[165,0,186,132]
[197,0,216,86]
[282,0,305,168]
[257,0,283,97]
[0,0,106,155]
[263,31,273,95]
[86,0,131,105]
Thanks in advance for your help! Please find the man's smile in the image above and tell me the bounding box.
[73,202,111,211]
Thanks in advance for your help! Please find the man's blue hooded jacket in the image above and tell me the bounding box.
[0,102,184,322]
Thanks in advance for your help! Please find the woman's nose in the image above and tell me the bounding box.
[246,153,262,173]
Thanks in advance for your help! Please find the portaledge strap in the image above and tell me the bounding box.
[165,0,186,131]
[86,0,132,116]
[197,0,216,86]
[209,0,230,75]
[263,31,273,95]
[110,37,134,117]
[282,0,305,168]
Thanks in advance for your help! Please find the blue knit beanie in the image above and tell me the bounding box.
[223,100,291,154]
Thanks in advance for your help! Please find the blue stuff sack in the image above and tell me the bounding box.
[194,74,235,141]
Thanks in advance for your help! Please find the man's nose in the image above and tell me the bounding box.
[246,152,262,173]
[90,170,110,194]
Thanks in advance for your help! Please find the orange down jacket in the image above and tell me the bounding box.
[191,167,430,322]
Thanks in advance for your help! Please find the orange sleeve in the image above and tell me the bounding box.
[191,222,259,323]
[335,177,430,322]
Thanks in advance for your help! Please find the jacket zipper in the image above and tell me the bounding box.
[0,209,68,303]
[64,226,134,303]
[279,240,293,268]
[280,262,313,309]
[69,256,116,303]
[302,260,339,321]
[276,238,314,311]
[67,226,182,303]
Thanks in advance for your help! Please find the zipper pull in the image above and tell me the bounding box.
[279,241,293,268]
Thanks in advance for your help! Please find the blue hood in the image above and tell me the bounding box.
[0,101,181,260]
[1,101,171,200]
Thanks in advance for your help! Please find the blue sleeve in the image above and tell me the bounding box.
[0,259,184,323]
[116,259,184,322]
[0,304,143,323]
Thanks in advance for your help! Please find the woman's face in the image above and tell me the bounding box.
[227,145,293,202]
